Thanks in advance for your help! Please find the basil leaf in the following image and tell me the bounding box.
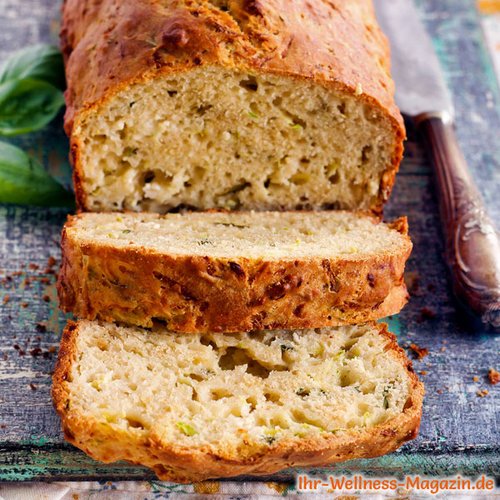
[0,78,65,136]
[0,141,73,206]
[0,44,65,89]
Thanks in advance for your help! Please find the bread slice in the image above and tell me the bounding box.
[52,320,423,482]
[58,211,412,333]
[61,0,404,213]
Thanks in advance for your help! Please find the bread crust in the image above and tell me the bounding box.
[57,213,412,333]
[52,320,424,483]
[61,0,405,213]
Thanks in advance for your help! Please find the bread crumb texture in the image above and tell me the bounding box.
[64,211,408,259]
[77,69,395,212]
[53,320,423,481]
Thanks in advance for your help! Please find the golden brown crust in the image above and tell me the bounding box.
[57,213,412,333]
[52,320,424,483]
[61,0,405,212]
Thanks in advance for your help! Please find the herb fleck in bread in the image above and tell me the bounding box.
[58,211,412,333]
[52,320,423,482]
[61,0,404,213]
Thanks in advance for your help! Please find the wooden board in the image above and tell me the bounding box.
[0,0,499,482]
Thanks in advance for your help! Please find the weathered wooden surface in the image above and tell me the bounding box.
[0,0,499,482]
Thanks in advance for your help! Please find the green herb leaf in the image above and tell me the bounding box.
[215,222,249,229]
[0,141,73,206]
[296,388,310,397]
[263,427,279,444]
[197,238,213,246]
[0,78,65,136]
[382,383,394,409]
[0,44,65,89]
[176,421,197,436]
[334,349,345,360]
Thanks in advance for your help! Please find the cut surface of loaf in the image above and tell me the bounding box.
[62,0,404,212]
[52,320,423,482]
[58,211,412,332]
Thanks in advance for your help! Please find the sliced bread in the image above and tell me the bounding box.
[62,0,404,213]
[58,211,412,333]
[52,320,423,482]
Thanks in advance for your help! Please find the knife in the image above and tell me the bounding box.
[374,0,500,329]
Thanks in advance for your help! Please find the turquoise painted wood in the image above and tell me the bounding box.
[0,0,499,481]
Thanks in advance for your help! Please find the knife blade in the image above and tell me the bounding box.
[374,0,453,118]
[374,0,500,329]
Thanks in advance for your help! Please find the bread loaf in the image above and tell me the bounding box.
[52,320,423,482]
[57,211,411,333]
[61,0,404,213]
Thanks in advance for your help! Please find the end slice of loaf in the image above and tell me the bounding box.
[52,320,423,483]
[58,211,412,333]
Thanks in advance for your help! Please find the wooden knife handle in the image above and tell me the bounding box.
[416,112,500,330]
